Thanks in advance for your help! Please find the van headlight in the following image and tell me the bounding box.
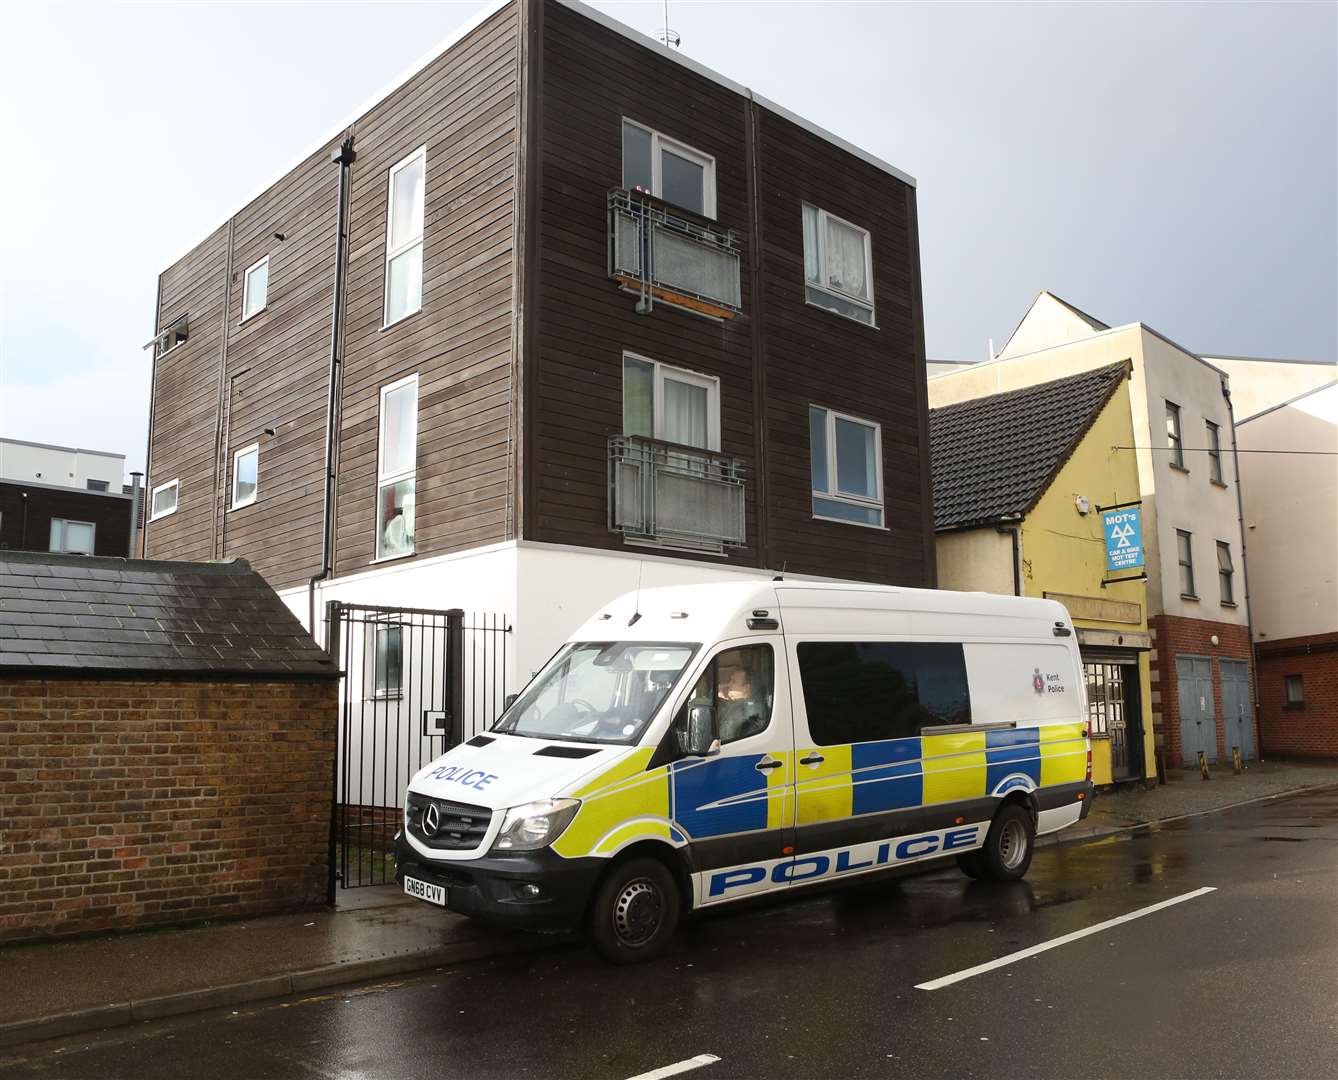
[491,799,580,852]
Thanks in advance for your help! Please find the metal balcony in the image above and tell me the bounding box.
[608,189,742,320]
[609,435,746,552]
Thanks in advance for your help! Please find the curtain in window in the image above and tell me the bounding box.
[801,204,820,284]
[825,216,868,299]
[380,383,418,478]
[662,377,708,448]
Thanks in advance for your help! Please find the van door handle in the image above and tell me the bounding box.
[800,753,825,766]
[754,757,783,773]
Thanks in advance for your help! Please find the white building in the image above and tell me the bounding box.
[0,439,126,493]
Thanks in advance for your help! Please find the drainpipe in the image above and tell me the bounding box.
[997,515,1023,596]
[128,471,143,558]
[308,135,357,642]
[1222,379,1261,757]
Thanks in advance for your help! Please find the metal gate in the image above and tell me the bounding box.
[326,602,511,891]
[1176,655,1216,766]
[1220,659,1254,760]
[1085,659,1141,782]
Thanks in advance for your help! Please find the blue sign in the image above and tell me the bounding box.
[1102,506,1144,572]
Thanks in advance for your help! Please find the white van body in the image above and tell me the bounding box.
[396,581,1093,959]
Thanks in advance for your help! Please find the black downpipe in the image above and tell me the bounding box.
[309,136,357,641]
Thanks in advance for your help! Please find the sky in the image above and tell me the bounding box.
[1,1,1334,478]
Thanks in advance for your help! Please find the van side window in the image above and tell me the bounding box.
[678,644,774,745]
[797,642,970,746]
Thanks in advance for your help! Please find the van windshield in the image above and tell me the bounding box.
[494,642,697,745]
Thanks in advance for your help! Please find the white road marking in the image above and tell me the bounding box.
[915,886,1218,991]
[623,1054,721,1080]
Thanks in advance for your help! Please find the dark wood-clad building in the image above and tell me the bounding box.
[144,0,935,675]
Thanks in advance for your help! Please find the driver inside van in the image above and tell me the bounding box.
[715,651,771,743]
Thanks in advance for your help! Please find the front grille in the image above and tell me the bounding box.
[406,792,493,852]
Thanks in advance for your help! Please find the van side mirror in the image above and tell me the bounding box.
[680,704,719,757]
[503,693,518,711]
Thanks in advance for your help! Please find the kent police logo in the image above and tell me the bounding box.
[1033,667,1045,694]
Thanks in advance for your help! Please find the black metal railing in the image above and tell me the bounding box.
[608,188,742,317]
[609,434,746,552]
[326,602,510,890]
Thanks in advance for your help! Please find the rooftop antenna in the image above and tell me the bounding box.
[655,0,681,49]
[988,338,996,361]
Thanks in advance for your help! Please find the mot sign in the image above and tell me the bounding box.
[1103,506,1144,572]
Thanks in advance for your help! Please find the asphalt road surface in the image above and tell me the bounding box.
[6,787,1336,1080]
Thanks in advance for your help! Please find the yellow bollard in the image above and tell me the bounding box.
[1233,746,1242,774]
[1198,750,1211,781]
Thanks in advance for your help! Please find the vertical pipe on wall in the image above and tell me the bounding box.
[211,218,237,559]
[1222,378,1262,756]
[309,135,357,640]
[128,472,142,558]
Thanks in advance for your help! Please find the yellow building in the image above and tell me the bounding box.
[931,362,1156,787]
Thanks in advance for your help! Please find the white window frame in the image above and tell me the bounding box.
[149,478,179,521]
[810,405,885,529]
[1165,401,1185,469]
[376,373,419,561]
[383,146,427,328]
[622,118,717,219]
[803,203,876,321]
[623,352,721,451]
[241,256,269,322]
[50,518,96,555]
[230,442,259,510]
[1205,420,1224,484]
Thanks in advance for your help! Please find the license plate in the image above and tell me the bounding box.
[403,875,446,906]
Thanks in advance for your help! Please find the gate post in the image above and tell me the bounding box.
[446,608,466,748]
[325,600,343,906]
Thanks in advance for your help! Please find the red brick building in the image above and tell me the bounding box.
[0,551,339,944]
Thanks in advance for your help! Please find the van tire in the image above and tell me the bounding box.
[977,804,1035,881]
[956,852,984,879]
[588,857,680,964]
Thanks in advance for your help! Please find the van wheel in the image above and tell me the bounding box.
[977,804,1035,881]
[956,852,984,879]
[588,857,680,964]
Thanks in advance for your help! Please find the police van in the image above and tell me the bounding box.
[396,581,1093,963]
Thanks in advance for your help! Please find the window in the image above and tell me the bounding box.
[384,147,426,326]
[377,375,418,559]
[86,479,109,492]
[802,203,875,326]
[1216,541,1235,605]
[622,354,720,450]
[797,641,970,746]
[1084,662,1131,737]
[1176,529,1196,597]
[49,518,95,555]
[809,405,884,527]
[242,256,269,321]
[157,319,189,356]
[1206,421,1224,484]
[231,443,259,510]
[149,479,179,521]
[1166,401,1184,469]
[676,645,775,746]
[622,120,716,218]
[1285,674,1304,707]
[373,624,403,698]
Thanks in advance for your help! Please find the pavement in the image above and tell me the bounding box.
[1,758,1334,1055]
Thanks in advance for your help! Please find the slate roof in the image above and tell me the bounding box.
[931,363,1130,531]
[0,552,338,678]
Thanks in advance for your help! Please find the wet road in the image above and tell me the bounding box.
[6,787,1337,1080]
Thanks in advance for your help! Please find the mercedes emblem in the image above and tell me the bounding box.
[423,802,440,835]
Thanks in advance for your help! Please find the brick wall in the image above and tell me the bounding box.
[1257,633,1338,759]
[0,676,337,944]
[1148,614,1255,767]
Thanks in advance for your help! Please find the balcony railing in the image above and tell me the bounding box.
[608,189,742,320]
[609,435,746,552]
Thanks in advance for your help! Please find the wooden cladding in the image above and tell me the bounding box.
[146,0,933,595]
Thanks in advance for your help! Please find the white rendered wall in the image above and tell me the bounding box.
[0,440,124,490]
